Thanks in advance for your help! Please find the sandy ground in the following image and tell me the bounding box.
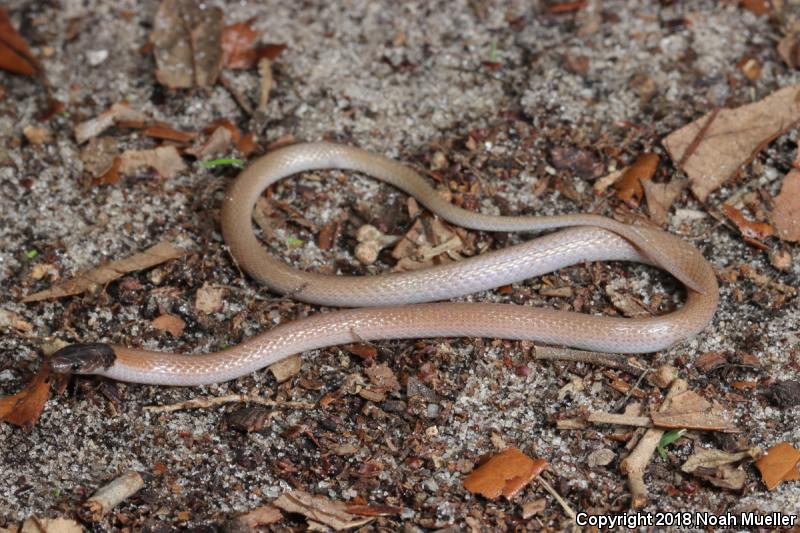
[1,0,798,530]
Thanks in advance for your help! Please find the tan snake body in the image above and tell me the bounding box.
[49,143,718,386]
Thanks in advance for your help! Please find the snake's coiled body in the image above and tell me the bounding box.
[50,143,718,386]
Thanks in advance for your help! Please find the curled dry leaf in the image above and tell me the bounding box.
[778,32,800,69]
[0,364,52,429]
[22,241,186,302]
[221,21,286,70]
[663,85,800,201]
[119,145,187,179]
[142,123,196,143]
[229,505,282,530]
[770,165,800,242]
[755,442,800,490]
[75,103,149,144]
[463,447,548,500]
[151,0,223,88]
[273,489,373,530]
[0,8,41,76]
[642,178,688,225]
[721,204,774,241]
[614,153,659,207]
[681,447,762,491]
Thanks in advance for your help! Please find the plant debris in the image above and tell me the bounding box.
[273,489,373,530]
[614,153,658,207]
[151,0,224,88]
[22,241,186,302]
[681,447,762,491]
[462,447,548,500]
[81,471,144,522]
[0,364,53,429]
[770,155,800,242]
[0,8,41,76]
[119,145,187,179]
[74,103,149,144]
[663,85,800,201]
[755,442,800,490]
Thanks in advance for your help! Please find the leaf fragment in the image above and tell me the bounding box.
[463,447,548,500]
[770,162,800,242]
[273,489,373,530]
[755,442,800,490]
[0,364,52,429]
[119,145,187,179]
[0,8,41,76]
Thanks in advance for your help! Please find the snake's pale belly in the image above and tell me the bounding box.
[50,143,719,386]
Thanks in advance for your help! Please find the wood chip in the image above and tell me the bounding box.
[22,241,186,302]
[81,471,144,521]
[151,0,223,88]
[119,145,187,179]
[195,282,224,314]
[269,354,301,383]
[273,489,373,530]
[258,57,273,112]
[770,163,800,242]
[755,442,800,490]
[663,85,800,201]
[462,447,548,500]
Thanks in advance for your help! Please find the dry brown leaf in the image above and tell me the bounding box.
[650,390,737,432]
[778,32,800,69]
[0,308,33,333]
[755,442,800,490]
[195,283,223,314]
[770,166,800,242]
[22,125,52,145]
[81,136,119,183]
[345,344,377,360]
[186,126,233,160]
[75,103,149,144]
[119,145,187,179]
[229,505,282,529]
[364,362,401,392]
[614,153,659,207]
[0,364,52,429]
[642,178,689,225]
[221,21,286,70]
[142,123,196,143]
[151,313,185,337]
[463,447,548,500]
[22,241,186,302]
[663,85,800,201]
[273,489,373,530]
[0,8,41,76]
[721,204,775,241]
[151,0,223,88]
[269,354,301,383]
[681,447,761,490]
[20,517,82,533]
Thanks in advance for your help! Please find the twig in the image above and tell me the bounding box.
[82,471,144,521]
[144,394,315,413]
[613,367,651,412]
[619,378,688,509]
[587,411,651,428]
[538,474,576,520]
[533,346,647,376]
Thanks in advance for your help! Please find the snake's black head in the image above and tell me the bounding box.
[49,343,116,375]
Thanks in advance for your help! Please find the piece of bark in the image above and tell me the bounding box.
[22,241,186,302]
[650,390,737,433]
[151,0,223,88]
[663,85,800,201]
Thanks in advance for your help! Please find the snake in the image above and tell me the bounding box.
[48,142,719,386]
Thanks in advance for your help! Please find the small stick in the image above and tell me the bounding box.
[537,474,576,520]
[144,394,315,413]
[619,378,688,509]
[82,471,144,521]
[587,412,651,428]
[533,346,647,376]
[613,367,651,412]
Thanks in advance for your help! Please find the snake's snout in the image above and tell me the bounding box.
[49,343,117,374]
